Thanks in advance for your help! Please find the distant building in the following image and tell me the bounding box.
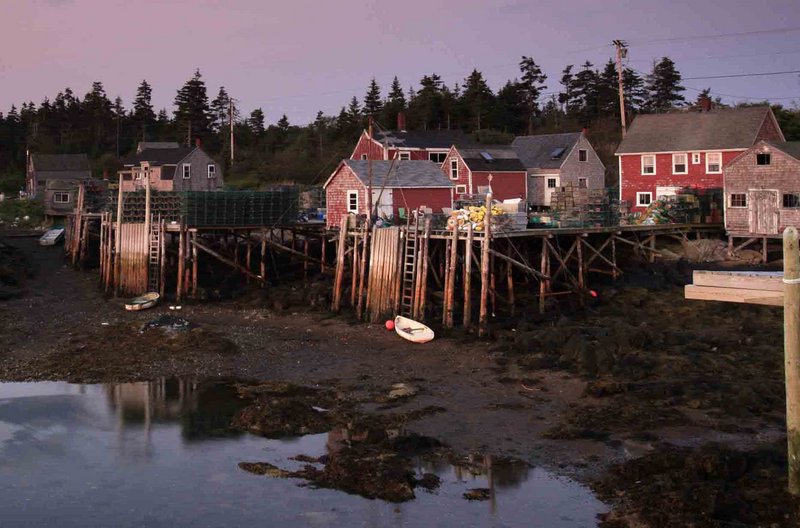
[615,105,784,212]
[723,140,800,236]
[119,144,223,193]
[512,132,605,207]
[136,141,180,153]
[350,113,475,163]
[442,145,527,202]
[323,159,454,228]
[26,153,91,198]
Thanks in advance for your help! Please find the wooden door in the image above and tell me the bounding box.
[748,190,778,234]
[544,176,560,206]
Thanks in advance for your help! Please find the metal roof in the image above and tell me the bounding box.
[615,107,775,154]
[340,160,453,188]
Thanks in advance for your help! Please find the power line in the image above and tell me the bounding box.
[627,26,800,46]
[627,49,800,64]
[683,70,800,81]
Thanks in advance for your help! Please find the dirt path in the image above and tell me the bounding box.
[1,232,796,526]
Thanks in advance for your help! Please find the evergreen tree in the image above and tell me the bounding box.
[249,108,265,136]
[644,57,685,112]
[597,59,619,115]
[518,56,547,134]
[382,76,407,129]
[558,65,577,116]
[132,80,156,124]
[571,62,600,125]
[622,68,646,114]
[210,86,232,132]
[363,78,383,117]
[173,69,211,144]
[494,80,527,133]
[408,74,444,130]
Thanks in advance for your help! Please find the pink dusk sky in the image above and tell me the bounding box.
[0,0,798,125]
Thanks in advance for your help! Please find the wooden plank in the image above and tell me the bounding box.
[783,226,800,495]
[684,284,782,306]
[692,270,783,292]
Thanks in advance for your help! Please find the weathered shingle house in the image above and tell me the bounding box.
[351,113,475,163]
[616,106,784,211]
[119,145,223,193]
[512,132,605,206]
[26,153,91,198]
[723,140,800,236]
[324,159,454,228]
[442,145,527,202]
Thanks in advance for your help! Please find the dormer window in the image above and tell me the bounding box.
[182,164,191,179]
[550,147,566,160]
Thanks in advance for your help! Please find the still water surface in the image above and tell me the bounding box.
[0,380,606,527]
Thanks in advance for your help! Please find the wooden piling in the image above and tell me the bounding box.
[443,237,451,325]
[539,239,548,314]
[445,225,459,328]
[356,223,370,319]
[416,219,431,321]
[245,232,252,284]
[177,223,185,303]
[260,230,267,286]
[506,241,515,316]
[191,231,198,296]
[159,220,166,298]
[114,174,124,296]
[479,193,492,337]
[463,223,474,329]
[332,216,348,311]
[784,226,800,495]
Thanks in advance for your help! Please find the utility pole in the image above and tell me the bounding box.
[367,116,373,220]
[229,99,235,163]
[613,39,628,139]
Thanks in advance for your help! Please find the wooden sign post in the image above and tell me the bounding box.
[783,226,800,495]
[685,226,800,495]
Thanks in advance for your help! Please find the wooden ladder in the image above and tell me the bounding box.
[147,215,160,293]
[399,213,420,317]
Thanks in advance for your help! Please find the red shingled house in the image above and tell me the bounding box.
[350,113,475,163]
[615,105,784,212]
[442,145,527,202]
[324,159,454,228]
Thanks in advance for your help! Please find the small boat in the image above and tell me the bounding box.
[124,292,160,311]
[394,315,434,344]
[39,228,64,246]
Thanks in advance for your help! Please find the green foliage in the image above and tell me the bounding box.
[643,57,686,112]
[0,198,44,226]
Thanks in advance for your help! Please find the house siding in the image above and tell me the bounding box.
[755,113,785,143]
[559,135,605,191]
[325,165,366,228]
[442,147,471,197]
[724,143,800,235]
[171,149,224,192]
[391,188,452,217]
[620,150,742,210]
[350,133,385,160]
[470,171,527,201]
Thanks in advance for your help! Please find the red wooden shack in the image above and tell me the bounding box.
[442,145,527,202]
[615,105,784,212]
[324,159,454,228]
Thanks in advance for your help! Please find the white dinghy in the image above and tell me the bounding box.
[124,292,160,311]
[394,315,434,344]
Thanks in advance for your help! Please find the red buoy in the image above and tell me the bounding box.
[385,319,395,331]
[589,290,598,298]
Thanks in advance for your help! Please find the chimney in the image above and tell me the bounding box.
[581,127,588,135]
[396,112,407,132]
[195,137,202,148]
[699,95,712,112]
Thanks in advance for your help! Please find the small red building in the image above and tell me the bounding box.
[443,145,527,202]
[615,106,784,212]
[324,159,454,228]
[350,113,475,163]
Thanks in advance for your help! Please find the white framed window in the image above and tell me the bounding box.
[360,154,368,160]
[135,169,143,180]
[182,163,191,179]
[429,152,447,163]
[636,192,652,206]
[346,190,359,213]
[641,155,656,175]
[398,151,411,160]
[207,164,216,178]
[578,177,588,189]
[729,193,747,208]
[449,158,459,180]
[706,152,722,173]
[578,149,588,162]
[783,193,800,209]
[53,192,70,204]
[455,184,467,194]
[546,177,558,189]
[692,153,701,165]
[672,153,688,174]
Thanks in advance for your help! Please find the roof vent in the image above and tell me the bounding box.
[480,152,494,162]
[550,147,566,159]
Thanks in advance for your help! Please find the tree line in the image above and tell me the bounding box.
[0,56,797,193]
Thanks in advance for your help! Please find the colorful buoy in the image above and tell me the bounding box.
[385,319,395,331]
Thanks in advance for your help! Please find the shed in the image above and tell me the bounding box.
[324,159,454,227]
[443,145,527,202]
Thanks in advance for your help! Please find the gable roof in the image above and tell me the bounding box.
[457,145,526,172]
[31,153,90,172]
[616,106,776,154]
[512,133,582,170]
[331,160,453,189]
[136,141,180,153]
[774,141,800,161]
[372,129,476,149]
[124,147,196,166]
